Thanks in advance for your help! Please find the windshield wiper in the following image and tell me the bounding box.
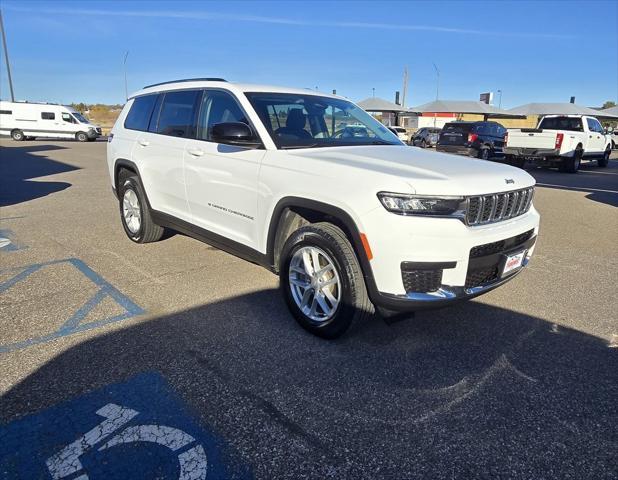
[369,140,397,145]
[280,144,320,150]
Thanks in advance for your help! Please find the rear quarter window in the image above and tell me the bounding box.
[124,94,159,131]
[41,112,55,120]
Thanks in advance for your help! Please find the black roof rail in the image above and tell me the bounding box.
[143,78,227,89]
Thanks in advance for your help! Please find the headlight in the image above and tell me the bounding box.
[377,192,466,217]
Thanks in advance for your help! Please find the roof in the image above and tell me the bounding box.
[507,103,618,119]
[356,97,410,112]
[600,105,618,117]
[410,100,523,118]
[132,80,341,100]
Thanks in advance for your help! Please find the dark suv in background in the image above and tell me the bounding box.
[411,127,441,148]
[437,121,507,160]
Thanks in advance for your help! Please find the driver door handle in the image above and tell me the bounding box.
[138,139,150,147]
[188,148,204,157]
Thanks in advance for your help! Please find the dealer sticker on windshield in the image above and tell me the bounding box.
[502,250,526,277]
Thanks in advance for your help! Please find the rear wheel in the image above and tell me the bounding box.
[560,147,582,173]
[75,131,88,142]
[117,171,164,243]
[10,129,24,141]
[420,139,427,148]
[478,147,491,160]
[598,147,610,168]
[279,222,373,339]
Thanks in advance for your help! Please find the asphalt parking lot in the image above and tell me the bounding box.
[1,139,617,479]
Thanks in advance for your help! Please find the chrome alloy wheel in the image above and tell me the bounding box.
[289,246,341,323]
[122,189,141,234]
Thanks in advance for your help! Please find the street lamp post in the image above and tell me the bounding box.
[0,9,15,101]
[123,51,129,101]
[432,63,440,127]
[497,89,503,109]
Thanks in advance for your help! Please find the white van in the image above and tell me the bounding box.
[0,101,102,142]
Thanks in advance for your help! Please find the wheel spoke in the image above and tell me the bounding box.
[323,287,339,309]
[315,264,334,278]
[290,277,310,288]
[315,291,331,315]
[309,296,318,317]
[311,249,321,274]
[302,251,314,275]
[300,288,312,308]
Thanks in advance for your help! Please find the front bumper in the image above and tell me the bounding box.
[360,206,540,311]
[87,128,102,139]
[436,145,477,157]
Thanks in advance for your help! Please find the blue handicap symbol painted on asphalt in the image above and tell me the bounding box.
[0,228,27,252]
[0,372,251,479]
[0,258,144,353]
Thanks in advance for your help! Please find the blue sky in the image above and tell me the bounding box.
[1,1,616,108]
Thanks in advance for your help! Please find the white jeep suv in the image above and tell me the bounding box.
[107,78,540,338]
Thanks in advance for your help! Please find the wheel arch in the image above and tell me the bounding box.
[266,197,378,299]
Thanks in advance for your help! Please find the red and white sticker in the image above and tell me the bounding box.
[502,251,526,277]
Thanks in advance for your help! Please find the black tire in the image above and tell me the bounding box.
[75,131,89,142]
[279,222,374,339]
[117,170,164,243]
[11,129,24,141]
[598,147,610,168]
[420,139,427,148]
[478,147,491,160]
[560,147,582,173]
[506,155,526,169]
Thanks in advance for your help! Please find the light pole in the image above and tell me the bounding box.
[497,89,503,109]
[123,51,129,101]
[432,63,440,101]
[0,9,15,101]
[372,87,375,98]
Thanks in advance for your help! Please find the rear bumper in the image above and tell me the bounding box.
[436,145,476,156]
[503,147,559,158]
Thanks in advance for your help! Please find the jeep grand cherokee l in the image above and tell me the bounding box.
[107,78,540,338]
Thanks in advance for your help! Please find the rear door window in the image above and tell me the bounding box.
[41,112,55,120]
[124,94,158,131]
[156,90,201,138]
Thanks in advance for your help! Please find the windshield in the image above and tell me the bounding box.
[72,112,90,124]
[538,116,583,132]
[245,92,402,149]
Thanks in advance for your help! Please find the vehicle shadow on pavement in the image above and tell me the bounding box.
[0,144,76,207]
[1,290,616,479]
[528,159,618,207]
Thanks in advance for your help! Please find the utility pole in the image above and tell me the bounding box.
[0,9,15,101]
[123,51,129,101]
[401,66,409,108]
[432,63,440,101]
[497,89,503,109]
[372,87,375,98]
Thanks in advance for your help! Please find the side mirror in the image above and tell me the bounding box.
[211,122,261,148]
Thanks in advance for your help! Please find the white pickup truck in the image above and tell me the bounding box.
[504,115,611,173]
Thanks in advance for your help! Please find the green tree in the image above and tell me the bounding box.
[602,101,616,109]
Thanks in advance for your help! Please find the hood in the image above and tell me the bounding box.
[288,145,535,196]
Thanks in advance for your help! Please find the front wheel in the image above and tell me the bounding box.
[279,222,373,339]
[598,147,610,168]
[76,131,89,142]
[420,139,427,148]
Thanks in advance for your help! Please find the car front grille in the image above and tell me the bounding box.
[465,266,499,288]
[466,187,534,226]
[470,229,535,258]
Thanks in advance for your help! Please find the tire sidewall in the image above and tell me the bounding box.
[280,229,356,337]
[11,130,23,141]
[76,132,88,142]
[119,177,145,242]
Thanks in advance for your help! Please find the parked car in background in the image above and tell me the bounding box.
[411,127,441,148]
[504,115,611,173]
[436,121,507,160]
[607,127,618,149]
[0,101,101,141]
[387,126,409,143]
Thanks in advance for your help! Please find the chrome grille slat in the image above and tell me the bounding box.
[465,187,534,226]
